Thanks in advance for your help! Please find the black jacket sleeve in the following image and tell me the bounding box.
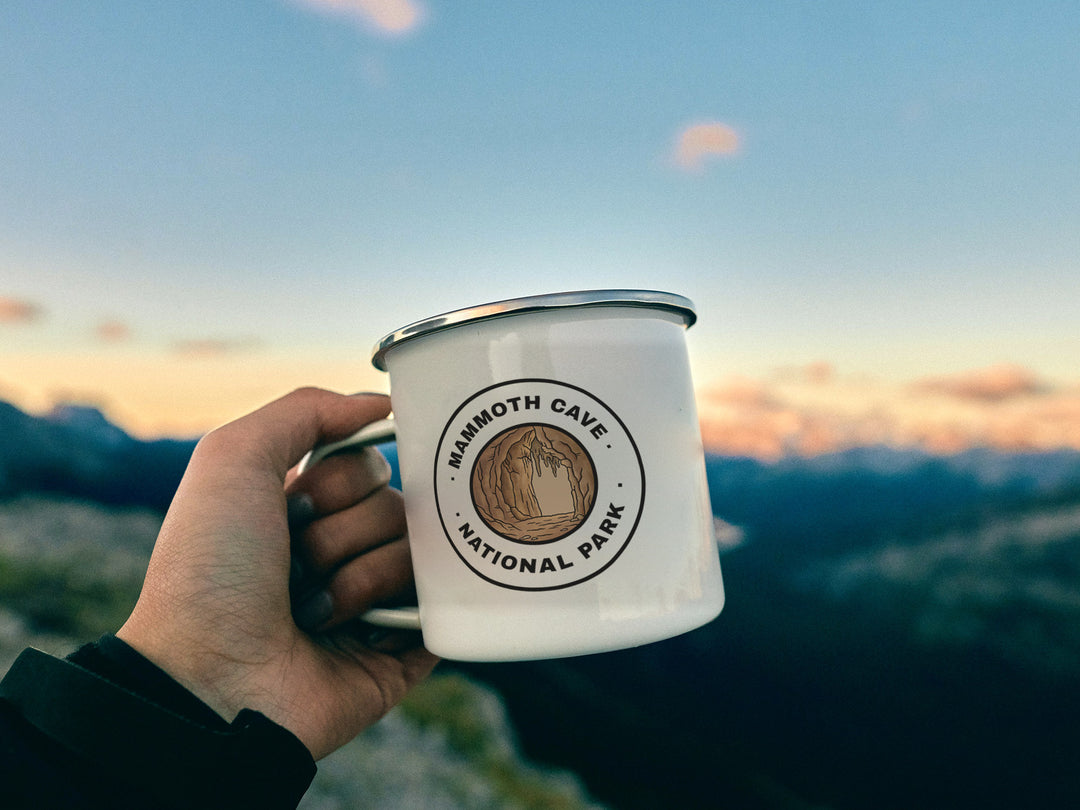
[0,636,316,810]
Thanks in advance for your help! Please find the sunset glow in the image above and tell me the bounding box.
[0,349,386,439]
[3,339,1079,460]
[697,364,1080,459]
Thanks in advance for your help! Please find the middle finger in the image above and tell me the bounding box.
[301,486,407,574]
[287,446,393,516]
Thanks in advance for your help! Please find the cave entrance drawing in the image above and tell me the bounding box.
[470,424,597,543]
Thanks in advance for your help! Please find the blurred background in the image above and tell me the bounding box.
[2,2,1078,808]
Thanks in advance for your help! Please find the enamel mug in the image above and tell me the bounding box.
[300,290,724,661]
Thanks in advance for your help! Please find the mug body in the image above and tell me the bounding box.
[377,291,724,661]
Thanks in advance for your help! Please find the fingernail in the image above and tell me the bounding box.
[287,493,316,530]
[363,628,391,647]
[363,628,423,654]
[362,447,393,484]
[294,590,334,631]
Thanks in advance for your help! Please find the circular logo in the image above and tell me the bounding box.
[434,379,645,591]
[471,424,597,544]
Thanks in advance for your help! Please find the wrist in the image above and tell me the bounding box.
[69,635,231,728]
[0,644,316,809]
[115,621,264,725]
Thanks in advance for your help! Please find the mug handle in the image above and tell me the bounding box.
[296,416,422,632]
[297,416,398,475]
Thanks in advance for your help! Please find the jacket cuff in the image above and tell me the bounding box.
[0,646,316,809]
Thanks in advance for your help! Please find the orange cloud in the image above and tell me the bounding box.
[699,376,837,459]
[171,338,262,358]
[913,364,1045,402]
[95,320,131,343]
[673,122,740,171]
[697,365,1080,459]
[293,0,425,35]
[0,296,43,324]
[773,361,836,386]
[702,376,776,409]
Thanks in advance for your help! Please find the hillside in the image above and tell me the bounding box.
[463,461,1080,809]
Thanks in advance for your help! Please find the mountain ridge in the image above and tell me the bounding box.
[0,401,197,512]
[4,398,1080,515]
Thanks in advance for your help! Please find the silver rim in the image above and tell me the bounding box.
[371,289,697,370]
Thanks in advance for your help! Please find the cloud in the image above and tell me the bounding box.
[699,376,830,459]
[292,0,425,35]
[773,361,836,386]
[702,376,776,409]
[913,364,1045,402]
[673,121,740,171]
[0,296,44,324]
[171,338,262,358]
[95,320,132,343]
[697,365,1080,459]
[903,390,1080,454]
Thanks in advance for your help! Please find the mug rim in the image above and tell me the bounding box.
[371,288,696,371]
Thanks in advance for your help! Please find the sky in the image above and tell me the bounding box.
[1,1,1078,454]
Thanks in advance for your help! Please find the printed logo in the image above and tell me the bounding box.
[434,379,645,591]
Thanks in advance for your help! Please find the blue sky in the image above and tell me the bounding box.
[1,1,1078,442]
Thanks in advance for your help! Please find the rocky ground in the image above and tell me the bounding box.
[0,495,606,810]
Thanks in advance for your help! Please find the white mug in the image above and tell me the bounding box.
[300,290,724,661]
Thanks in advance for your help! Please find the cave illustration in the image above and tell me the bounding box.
[471,424,597,543]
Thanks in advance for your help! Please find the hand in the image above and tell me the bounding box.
[117,388,438,759]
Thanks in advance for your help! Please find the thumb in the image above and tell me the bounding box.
[208,388,392,479]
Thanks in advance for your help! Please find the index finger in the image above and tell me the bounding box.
[210,388,392,480]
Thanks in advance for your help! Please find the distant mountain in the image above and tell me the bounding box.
[706,445,1080,562]
[5,398,1079,521]
[0,401,196,513]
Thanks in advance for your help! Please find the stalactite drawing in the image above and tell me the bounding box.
[471,424,597,542]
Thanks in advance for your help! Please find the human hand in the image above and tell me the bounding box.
[117,388,438,759]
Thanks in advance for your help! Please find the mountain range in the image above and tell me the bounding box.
[0,401,196,512]
[2,400,1079,808]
